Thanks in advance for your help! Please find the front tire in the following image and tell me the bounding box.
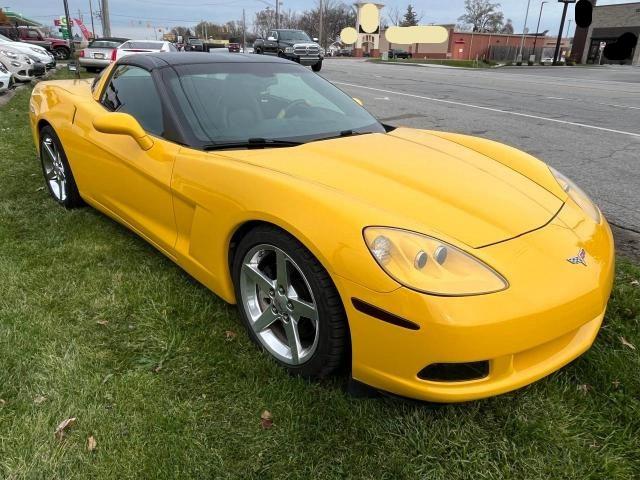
[255,47,263,54]
[311,60,322,72]
[232,225,348,378]
[39,125,83,209]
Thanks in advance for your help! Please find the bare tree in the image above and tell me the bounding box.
[254,7,276,38]
[386,6,402,27]
[458,0,505,33]
[500,18,514,34]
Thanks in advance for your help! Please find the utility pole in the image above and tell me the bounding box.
[532,1,547,58]
[516,0,531,64]
[242,9,246,52]
[318,0,323,47]
[275,0,280,29]
[88,0,96,39]
[553,0,572,66]
[62,0,78,76]
[101,0,111,37]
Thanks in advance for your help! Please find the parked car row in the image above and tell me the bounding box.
[0,25,70,60]
[0,32,56,90]
[79,39,177,71]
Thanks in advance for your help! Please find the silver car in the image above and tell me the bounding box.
[79,37,129,72]
[0,45,35,82]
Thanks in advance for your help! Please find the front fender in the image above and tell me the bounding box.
[171,148,402,303]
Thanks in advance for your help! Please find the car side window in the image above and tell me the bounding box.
[100,65,163,136]
[270,31,278,39]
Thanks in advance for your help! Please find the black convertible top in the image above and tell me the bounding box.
[119,52,290,71]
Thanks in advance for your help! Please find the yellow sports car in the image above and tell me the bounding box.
[29,53,614,402]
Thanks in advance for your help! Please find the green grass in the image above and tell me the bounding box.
[1,70,640,479]
[368,58,497,68]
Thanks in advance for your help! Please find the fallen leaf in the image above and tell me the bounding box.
[102,373,113,384]
[612,380,621,388]
[224,330,237,341]
[0,399,5,406]
[87,435,97,452]
[153,364,162,373]
[620,336,636,350]
[630,280,639,286]
[577,384,590,394]
[35,186,45,192]
[54,417,77,441]
[34,395,47,405]
[260,410,273,429]
[96,320,109,326]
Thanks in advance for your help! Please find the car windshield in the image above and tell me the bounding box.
[122,41,162,49]
[90,39,124,48]
[190,39,203,44]
[168,62,384,147]
[278,31,311,42]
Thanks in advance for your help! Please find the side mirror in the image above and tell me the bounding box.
[267,36,276,41]
[353,97,363,106]
[93,112,154,150]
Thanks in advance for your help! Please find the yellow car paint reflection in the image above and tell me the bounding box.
[29,56,614,402]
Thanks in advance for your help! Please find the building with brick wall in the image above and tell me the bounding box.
[375,26,544,62]
[572,1,640,65]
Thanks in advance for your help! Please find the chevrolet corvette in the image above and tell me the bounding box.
[29,53,614,402]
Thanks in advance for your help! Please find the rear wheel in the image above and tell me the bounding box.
[232,226,348,378]
[39,125,83,209]
[311,60,322,72]
[53,47,70,60]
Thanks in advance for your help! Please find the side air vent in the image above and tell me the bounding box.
[418,361,489,382]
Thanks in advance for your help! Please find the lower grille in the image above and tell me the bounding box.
[418,361,489,382]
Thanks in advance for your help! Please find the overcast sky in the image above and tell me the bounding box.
[4,0,638,39]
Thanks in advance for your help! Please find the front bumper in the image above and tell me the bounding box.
[283,54,322,66]
[336,200,615,402]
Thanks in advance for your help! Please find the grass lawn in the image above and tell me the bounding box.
[368,58,497,68]
[1,70,639,479]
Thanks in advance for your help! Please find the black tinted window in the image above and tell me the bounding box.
[101,65,163,136]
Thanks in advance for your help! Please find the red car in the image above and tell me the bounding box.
[228,43,240,53]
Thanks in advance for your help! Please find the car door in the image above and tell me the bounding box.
[265,31,278,55]
[75,64,179,253]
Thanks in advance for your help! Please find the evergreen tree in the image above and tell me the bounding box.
[400,4,419,27]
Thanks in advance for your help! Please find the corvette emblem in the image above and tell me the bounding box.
[567,248,587,266]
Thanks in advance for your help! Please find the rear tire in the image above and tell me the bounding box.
[232,225,348,378]
[39,125,83,209]
[311,60,322,72]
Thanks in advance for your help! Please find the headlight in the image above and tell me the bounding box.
[284,46,294,54]
[1,50,19,59]
[364,227,508,296]
[549,167,600,223]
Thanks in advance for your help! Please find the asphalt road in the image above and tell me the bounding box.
[321,59,640,235]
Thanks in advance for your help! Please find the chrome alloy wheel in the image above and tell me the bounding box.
[41,135,67,202]
[240,244,320,365]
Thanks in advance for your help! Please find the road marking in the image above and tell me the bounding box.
[334,81,640,138]
[547,96,565,100]
[374,96,390,100]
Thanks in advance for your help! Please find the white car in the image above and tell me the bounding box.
[0,61,12,93]
[0,45,36,82]
[112,40,177,61]
[0,33,55,69]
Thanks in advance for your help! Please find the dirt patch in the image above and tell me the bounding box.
[611,224,640,262]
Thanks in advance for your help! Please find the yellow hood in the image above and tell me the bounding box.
[222,128,564,248]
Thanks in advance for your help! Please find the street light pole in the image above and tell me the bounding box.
[88,0,96,39]
[275,0,279,29]
[319,0,323,47]
[566,18,572,38]
[553,0,572,66]
[532,1,547,59]
[516,0,532,64]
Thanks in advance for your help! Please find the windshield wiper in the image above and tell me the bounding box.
[307,130,375,143]
[203,137,303,151]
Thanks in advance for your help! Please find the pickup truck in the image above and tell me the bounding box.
[0,26,71,60]
[254,29,323,72]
